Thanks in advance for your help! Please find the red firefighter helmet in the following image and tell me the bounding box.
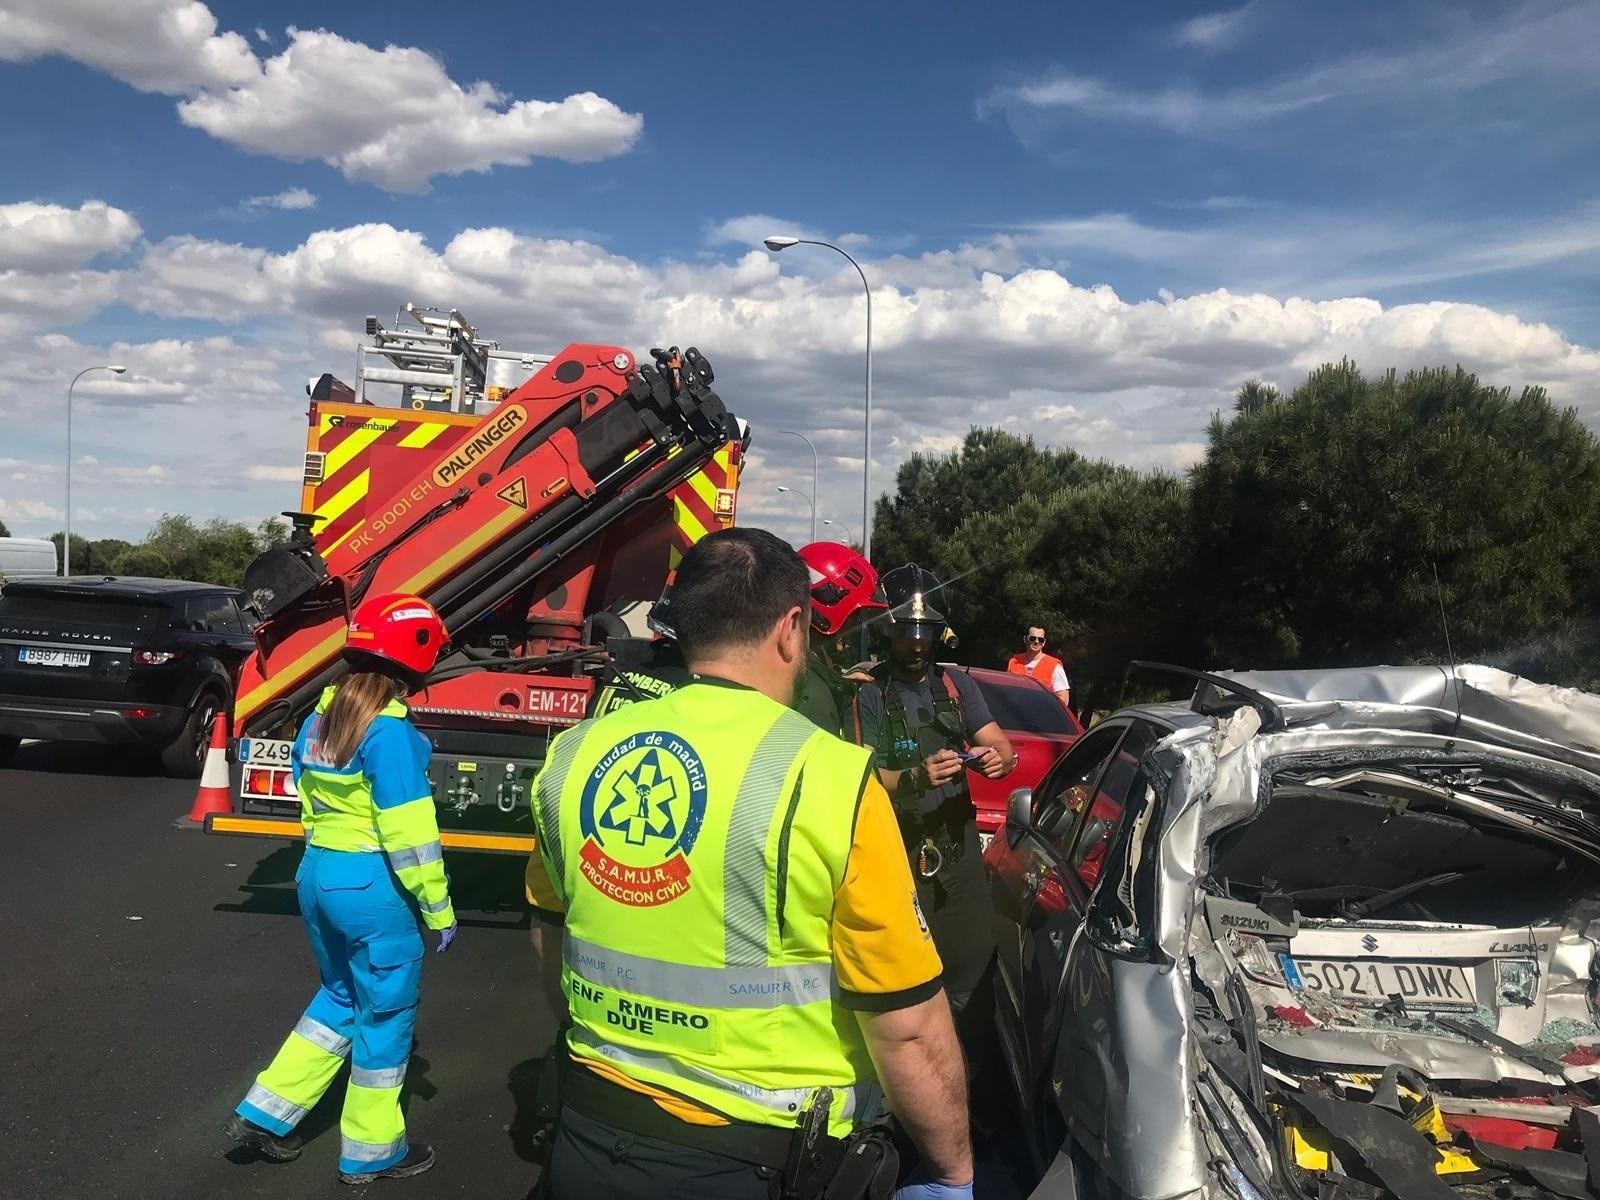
[798,542,887,637]
[343,593,447,688]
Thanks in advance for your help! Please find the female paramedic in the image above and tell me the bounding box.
[225,593,457,1185]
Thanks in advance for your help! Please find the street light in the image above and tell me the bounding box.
[822,518,855,547]
[65,364,127,576]
[764,235,873,565]
[778,430,818,542]
[776,486,815,541]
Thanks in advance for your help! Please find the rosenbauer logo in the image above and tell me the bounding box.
[577,731,707,907]
[431,405,527,486]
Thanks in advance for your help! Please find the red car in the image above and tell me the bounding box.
[942,665,1083,847]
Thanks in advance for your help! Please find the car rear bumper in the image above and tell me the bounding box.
[0,695,187,746]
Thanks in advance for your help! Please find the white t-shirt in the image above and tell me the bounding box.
[1022,656,1070,694]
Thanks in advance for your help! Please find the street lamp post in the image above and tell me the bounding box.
[64,364,127,576]
[778,430,818,542]
[776,486,815,541]
[822,518,855,547]
[764,236,873,565]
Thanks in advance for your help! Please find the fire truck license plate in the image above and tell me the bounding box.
[239,738,293,767]
[526,686,586,720]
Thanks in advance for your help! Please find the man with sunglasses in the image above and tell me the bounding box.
[1006,626,1071,709]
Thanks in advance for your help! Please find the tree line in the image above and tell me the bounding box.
[6,515,292,587]
[871,361,1600,714]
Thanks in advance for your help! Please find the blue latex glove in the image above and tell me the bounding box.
[435,922,457,953]
[893,1182,973,1200]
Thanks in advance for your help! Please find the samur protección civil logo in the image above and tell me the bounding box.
[578,731,708,906]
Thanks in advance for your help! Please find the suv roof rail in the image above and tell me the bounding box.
[1118,660,1286,732]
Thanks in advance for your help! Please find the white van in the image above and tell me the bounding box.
[0,537,60,583]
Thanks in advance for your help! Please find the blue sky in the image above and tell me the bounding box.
[1,0,1597,546]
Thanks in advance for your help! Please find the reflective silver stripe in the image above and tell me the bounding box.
[571,1027,872,1122]
[537,721,591,888]
[386,840,442,872]
[243,1081,307,1125]
[725,710,816,968]
[342,1134,407,1164]
[293,1014,351,1057]
[421,895,451,914]
[565,934,835,1010]
[308,794,335,814]
[350,1064,408,1089]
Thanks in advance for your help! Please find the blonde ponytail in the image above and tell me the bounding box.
[316,673,404,767]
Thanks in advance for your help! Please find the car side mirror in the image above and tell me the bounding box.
[1007,787,1033,828]
[1005,787,1033,847]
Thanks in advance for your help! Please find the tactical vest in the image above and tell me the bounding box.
[858,665,968,771]
[533,681,880,1138]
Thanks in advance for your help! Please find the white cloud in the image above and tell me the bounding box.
[0,497,64,524]
[0,0,257,92]
[0,200,141,271]
[1016,204,1600,297]
[2,218,1599,547]
[246,465,303,482]
[253,26,269,44]
[988,0,1599,134]
[0,3,642,192]
[242,187,316,211]
[1173,3,1259,51]
[707,215,829,248]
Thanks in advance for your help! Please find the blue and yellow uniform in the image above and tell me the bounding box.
[524,678,942,1137]
[233,686,454,1177]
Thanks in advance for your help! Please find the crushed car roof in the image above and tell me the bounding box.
[1209,664,1600,777]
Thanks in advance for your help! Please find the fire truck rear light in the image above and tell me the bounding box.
[246,769,273,794]
[272,773,298,798]
[133,650,180,666]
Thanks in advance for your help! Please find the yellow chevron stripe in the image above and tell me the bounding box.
[314,468,369,528]
[687,467,721,515]
[236,627,347,724]
[398,422,448,449]
[323,425,389,479]
[673,494,709,540]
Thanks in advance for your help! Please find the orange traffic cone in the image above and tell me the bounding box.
[176,712,233,829]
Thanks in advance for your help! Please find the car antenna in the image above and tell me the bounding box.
[1431,561,1464,737]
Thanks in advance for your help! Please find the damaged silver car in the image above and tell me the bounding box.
[984,663,1600,1200]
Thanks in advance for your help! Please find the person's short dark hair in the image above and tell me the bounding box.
[671,528,810,659]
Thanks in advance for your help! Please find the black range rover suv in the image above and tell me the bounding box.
[0,577,256,777]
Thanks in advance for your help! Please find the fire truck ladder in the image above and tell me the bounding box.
[236,343,731,736]
[358,302,553,415]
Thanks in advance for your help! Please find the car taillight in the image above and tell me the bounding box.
[133,650,180,666]
[246,768,297,798]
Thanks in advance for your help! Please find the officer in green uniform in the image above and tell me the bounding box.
[851,566,1017,1025]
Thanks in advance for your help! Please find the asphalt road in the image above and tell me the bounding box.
[0,742,1032,1199]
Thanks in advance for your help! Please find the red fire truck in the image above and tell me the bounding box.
[205,304,746,856]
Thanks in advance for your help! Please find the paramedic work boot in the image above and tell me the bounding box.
[339,1143,436,1185]
[224,1113,303,1162]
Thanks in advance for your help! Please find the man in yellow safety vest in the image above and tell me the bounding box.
[522,528,973,1200]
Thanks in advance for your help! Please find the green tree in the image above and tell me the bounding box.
[940,470,1194,712]
[257,516,291,550]
[871,428,1115,572]
[103,515,276,587]
[1189,361,1600,674]
[0,519,10,537]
